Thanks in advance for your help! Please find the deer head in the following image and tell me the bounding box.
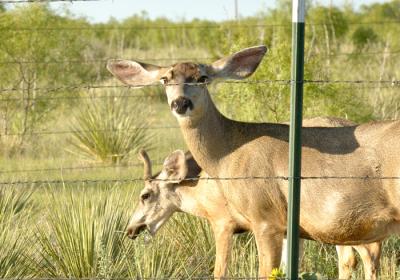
[107,46,267,124]
[126,150,199,239]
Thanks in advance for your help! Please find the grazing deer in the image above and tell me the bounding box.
[129,147,380,279]
[108,46,400,278]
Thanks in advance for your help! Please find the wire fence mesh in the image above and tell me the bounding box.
[1,2,400,280]
[1,3,399,185]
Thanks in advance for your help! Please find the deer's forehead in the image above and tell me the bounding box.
[142,182,155,192]
[150,170,177,189]
[169,63,203,79]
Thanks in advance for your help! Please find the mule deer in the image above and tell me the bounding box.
[108,46,400,278]
[128,117,381,279]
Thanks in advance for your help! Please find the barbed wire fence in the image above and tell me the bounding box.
[0,1,400,279]
[0,3,399,184]
[0,76,398,174]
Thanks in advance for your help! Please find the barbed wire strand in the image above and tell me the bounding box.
[1,49,400,65]
[2,175,400,186]
[0,278,360,280]
[0,84,397,103]
[0,79,399,94]
[328,49,400,57]
[0,161,164,174]
[0,278,271,280]
[0,57,216,65]
[1,20,400,32]
[1,125,180,136]
[0,81,287,93]
[0,277,366,280]
[0,93,154,101]
[0,23,286,31]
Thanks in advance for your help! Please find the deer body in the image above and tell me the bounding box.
[128,147,381,279]
[108,46,400,278]
[181,112,400,244]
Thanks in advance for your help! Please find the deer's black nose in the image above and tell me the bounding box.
[126,224,146,240]
[126,227,135,239]
[171,97,193,115]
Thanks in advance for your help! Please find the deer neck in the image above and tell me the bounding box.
[177,94,235,175]
[175,184,205,218]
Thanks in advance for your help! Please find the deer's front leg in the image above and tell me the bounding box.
[253,224,284,279]
[212,222,234,279]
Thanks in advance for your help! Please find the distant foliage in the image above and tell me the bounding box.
[352,27,379,49]
[0,5,106,155]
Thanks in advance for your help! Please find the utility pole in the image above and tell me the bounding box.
[234,0,238,20]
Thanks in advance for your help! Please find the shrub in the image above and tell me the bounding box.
[69,91,154,164]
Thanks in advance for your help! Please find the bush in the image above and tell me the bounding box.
[68,91,154,164]
[352,27,378,49]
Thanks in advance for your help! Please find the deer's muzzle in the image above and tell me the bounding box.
[126,224,147,239]
[171,97,193,115]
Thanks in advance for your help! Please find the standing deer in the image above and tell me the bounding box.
[108,46,400,278]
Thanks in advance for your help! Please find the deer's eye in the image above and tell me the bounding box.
[141,192,151,201]
[160,77,168,85]
[197,75,208,83]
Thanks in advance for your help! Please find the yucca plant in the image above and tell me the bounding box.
[34,185,136,278]
[123,212,216,279]
[0,188,35,277]
[69,92,153,164]
[33,184,202,278]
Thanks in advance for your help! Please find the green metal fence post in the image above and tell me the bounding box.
[286,0,305,279]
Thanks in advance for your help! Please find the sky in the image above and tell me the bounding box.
[7,0,391,23]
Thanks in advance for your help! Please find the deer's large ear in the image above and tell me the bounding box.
[207,45,267,80]
[162,150,188,183]
[107,60,168,86]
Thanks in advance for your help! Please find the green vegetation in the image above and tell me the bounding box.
[0,0,399,279]
[69,91,154,164]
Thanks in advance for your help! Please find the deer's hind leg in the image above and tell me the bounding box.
[253,223,284,279]
[336,246,357,279]
[353,242,381,280]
